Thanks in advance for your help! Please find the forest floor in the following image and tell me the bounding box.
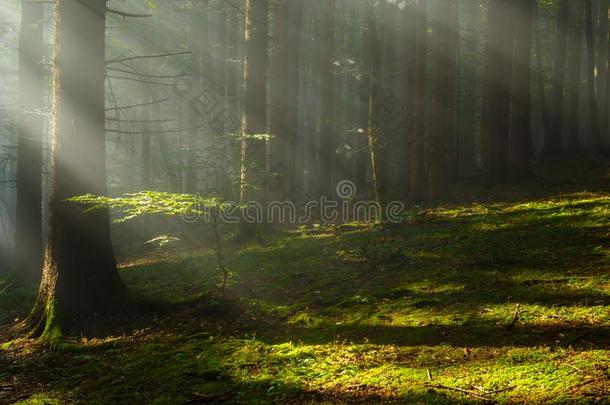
[1,157,610,404]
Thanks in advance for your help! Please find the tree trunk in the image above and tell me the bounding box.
[364,0,387,207]
[483,0,514,185]
[459,0,480,177]
[429,0,457,199]
[269,0,289,200]
[318,0,336,199]
[185,0,208,194]
[269,0,304,201]
[14,0,44,284]
[564,1,584,152]
[399,1,416,195]
[585,0,603,149]
[547,0,570,157]
[534,0,552,152]
[509,0,534,180]
[410,0,428,203]
[596,0,608,138]
[239,0,269,238]
[28,0,125,338]
[286,0,304,194]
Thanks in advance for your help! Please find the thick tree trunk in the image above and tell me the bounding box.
[564,2,584,152]
[547,0,569,157]
[509,0,534,180]
[483,0,514,185]
[318,0,336,199]
[585,0,603,149]
[28,0,124,337]
[410,0,428,203]
[14,0,44,283]
[429,0,457,199]
[239,0,269,238]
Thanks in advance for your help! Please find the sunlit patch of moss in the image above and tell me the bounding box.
[15,393,62,405]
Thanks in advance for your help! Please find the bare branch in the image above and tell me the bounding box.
[106,51,192,66]
[107,75,177,87]
[106,126,204,135]
[106,117,176,124]
[107,67,187,79]
[106,7,152,18]
[105,98,169,112]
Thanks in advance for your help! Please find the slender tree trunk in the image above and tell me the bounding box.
[564,1,584,152]
[399,1,416,195]
[585,0,603,149]
[429,0,457,199]
[483,0,514,185]
[185,0,207,194]
[596,0,608,137]
[239,0,269,238]
[547,0,569,157]
[27,0,125,337]
[285,0,303,195]
[509,0,534,180]
[410,0,428,203]
[270,0,289,200]
[447,3,459,184]
[459,0,479,177]
[14,0,44,283]
[140,94,152,189]
[534,0,552,150]
[318,0,336,199]
[364,0,387,207]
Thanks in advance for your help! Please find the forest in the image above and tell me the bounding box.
[0,0,609,403]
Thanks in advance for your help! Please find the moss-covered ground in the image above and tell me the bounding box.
[1,158,609,404]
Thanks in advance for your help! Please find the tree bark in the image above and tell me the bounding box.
[14,0,45,284]
[28,0,125,337]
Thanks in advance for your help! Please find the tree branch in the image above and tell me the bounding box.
[106,51,192,66]
[106,126,204,135]
[107,75,177,87]
[105,98,169,112]
[106,7,152,18]
[107,67,187,79]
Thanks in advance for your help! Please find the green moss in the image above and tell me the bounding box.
[3,179,610,403]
